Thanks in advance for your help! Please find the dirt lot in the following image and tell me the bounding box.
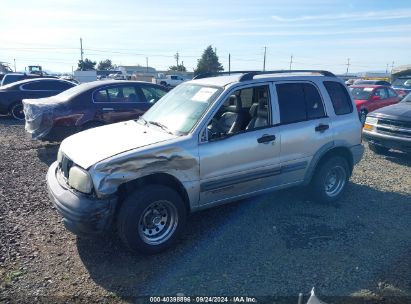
[0,117,410,303]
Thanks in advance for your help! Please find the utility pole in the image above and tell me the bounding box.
[146,57,149,72]
[80,37,84,70]
[174,52,179,67]
[13,59,16,72]
[385,63,389,74]
[228,53,231,74]
[346,58,350,75]
[289,54,293,70]
[181,61,184,71]
[390,61,395,74]
[263,46,267,71]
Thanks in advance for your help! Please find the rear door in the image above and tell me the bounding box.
[198,83,282,206]
[370,87,388,111]
[92,85,146,123]
[276,81,332,183]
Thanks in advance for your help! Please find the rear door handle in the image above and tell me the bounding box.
[257,134,276,144]
[102,108,114,111]
[315,124,329,132]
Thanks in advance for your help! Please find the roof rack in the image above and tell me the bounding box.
[193,70,259,80]
[193,70,336,81]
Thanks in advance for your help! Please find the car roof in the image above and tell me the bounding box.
[188,70,339,87]
[77,80,165,90]
[350,85,387,88]
[1,77,74,89]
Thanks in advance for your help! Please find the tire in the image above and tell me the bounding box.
[10,102,25,120]
[117,185,187,254]
[80,121,104,131]
[160,81,167,86]
[310,156,350,203]
[368,143,390,155]
[359,110,367,125]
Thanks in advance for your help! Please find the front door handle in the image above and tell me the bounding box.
[257,134,276,144]
[315,124,329,132]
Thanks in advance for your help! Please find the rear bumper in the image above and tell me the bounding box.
[363,130,411,152]
[34,126,78,141]
[47,161,117,237]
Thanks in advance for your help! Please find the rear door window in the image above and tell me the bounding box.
[323,81,353,115]
[388,88,398,98]
[95,86,142,103]
[276,82,325,124]
[21,81,57,91]
[374,88,388,99]
[141,86,167,103]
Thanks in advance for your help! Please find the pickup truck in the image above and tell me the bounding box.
[156,75,187,88]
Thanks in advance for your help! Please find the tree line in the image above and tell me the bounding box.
[77,45,223,75]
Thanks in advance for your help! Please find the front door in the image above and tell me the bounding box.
[198,83,282,206]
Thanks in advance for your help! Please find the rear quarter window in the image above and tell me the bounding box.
[323,81,353,115]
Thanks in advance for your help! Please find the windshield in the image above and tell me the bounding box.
[402,92,411,102]
[392,78,411,88]
[141,83,223,135]
[349,87,373,100]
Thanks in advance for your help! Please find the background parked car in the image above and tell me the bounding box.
[353,79,391,86]
[349,85,400,123]
[24,80,168,141]
[391,76,411,99]
[0,78,77,120]
[363,93,411,154]
[0,73,58,86]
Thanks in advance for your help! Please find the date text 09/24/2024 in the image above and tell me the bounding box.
[149,296,257,303]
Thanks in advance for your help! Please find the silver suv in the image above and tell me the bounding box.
[47,70,364,254]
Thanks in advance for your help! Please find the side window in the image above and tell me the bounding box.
[53,81,75,90]
[22,81,55,91]
[374,88,388,99]
[94,89,109,102]
[323,81,353,115]
[171,76,177,80]
[206,85,271,140]
[141,86,167,103]
[277,83,306,124]
[104,86,139,102]
[388,88,398,98]
[304,83,325,119]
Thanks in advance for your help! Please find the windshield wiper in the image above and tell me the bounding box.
[148,121,174,134]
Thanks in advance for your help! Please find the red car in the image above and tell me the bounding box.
[348,85,400,123]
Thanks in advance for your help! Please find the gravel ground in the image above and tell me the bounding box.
[0,116,410,303]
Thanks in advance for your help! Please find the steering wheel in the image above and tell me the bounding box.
[207,118,226,139]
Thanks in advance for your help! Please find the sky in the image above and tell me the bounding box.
[0,0,410,74]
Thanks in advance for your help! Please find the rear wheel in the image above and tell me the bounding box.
[368,143,390,155]
[310,156,350,203]
[10,102,25,120]
[117,185,187,254]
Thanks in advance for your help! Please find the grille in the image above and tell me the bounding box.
[378,118,411,129]
[377,127,411,138]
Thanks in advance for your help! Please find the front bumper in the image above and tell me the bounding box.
[363,130,411,152]
[47,161,117,237]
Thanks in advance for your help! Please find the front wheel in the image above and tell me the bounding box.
[117,185,187,254]
[310,156,350,203]
[10,102,25,120]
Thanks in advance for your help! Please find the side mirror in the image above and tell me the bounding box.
[371,95,381,101]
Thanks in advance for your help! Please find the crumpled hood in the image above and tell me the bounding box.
[60,120,177,169]
[370,102,411,121]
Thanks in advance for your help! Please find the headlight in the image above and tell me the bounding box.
[365,117,378,125]
[68,166,93,194]
[363,116,378,131]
